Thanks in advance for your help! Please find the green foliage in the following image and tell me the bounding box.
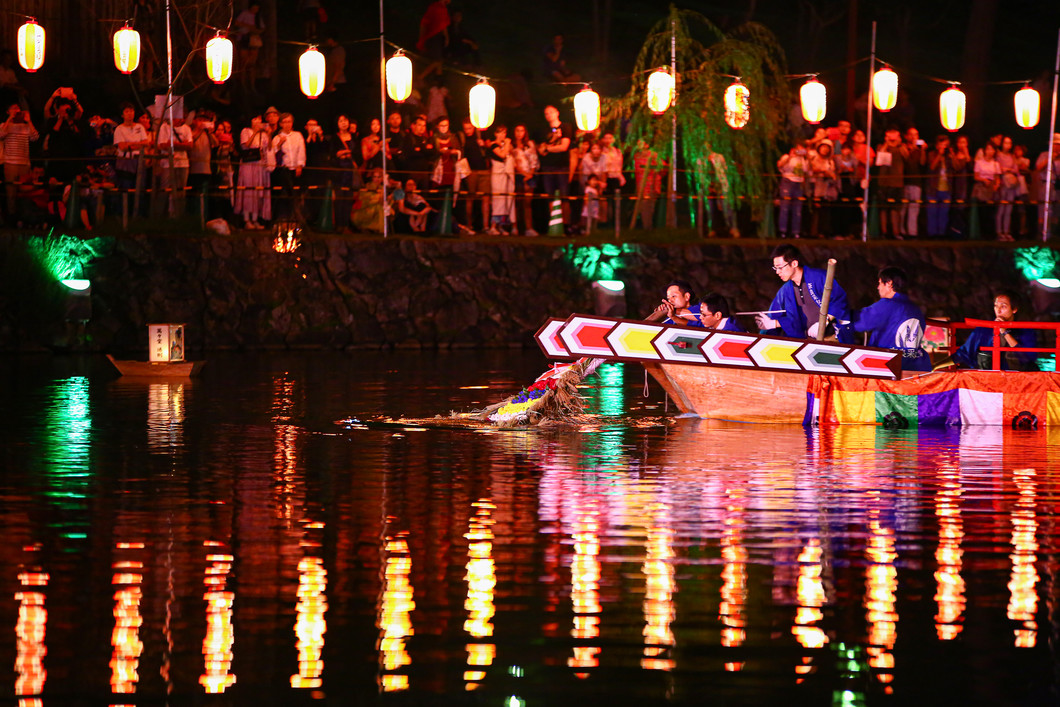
[604,5,790,226]
[1013,246,1060,281]
[563,244,639,281]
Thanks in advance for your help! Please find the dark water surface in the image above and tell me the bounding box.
[1,351,1058,706]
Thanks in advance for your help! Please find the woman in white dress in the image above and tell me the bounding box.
[487,124,515,235]
[234,114,271,229]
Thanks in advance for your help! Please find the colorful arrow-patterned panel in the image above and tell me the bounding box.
[534,315,900,379]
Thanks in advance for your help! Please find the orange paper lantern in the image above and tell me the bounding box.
[574,86,601,132]
[18,19,46,72]
[724,81,750,129]
[469,80,496,130]
[647,69,675,114]
[939,86,966,132]
[872,67,898,112]
[1014,85,1040,129]
[113,25,141,74]
[386,51,413,103]
[800,78,826,124]
[205,34,233,84]
[299,47,326,98]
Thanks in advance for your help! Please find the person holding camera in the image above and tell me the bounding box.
[776,141,809,239]
[0,102,38,221]
[925,134,955,238]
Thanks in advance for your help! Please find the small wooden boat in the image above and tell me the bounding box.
[535,314,1060,428]
[107,354,205,378]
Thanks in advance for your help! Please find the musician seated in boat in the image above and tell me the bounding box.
[756,245,853,342]
[645,279,704,327]
[951,290,1037,371]
[697,292,746,332]
[844,266,931,371]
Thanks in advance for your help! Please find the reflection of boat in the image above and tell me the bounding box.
[536,315,1060,427]
[106,355,205,378]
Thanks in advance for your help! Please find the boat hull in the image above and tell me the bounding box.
[107,355,205,377]
[646,362,1060,427]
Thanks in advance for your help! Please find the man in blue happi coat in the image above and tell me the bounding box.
[756,244,853,342]
[697,292,746,332]
[846,266,931,371]
[952,289,1037,371]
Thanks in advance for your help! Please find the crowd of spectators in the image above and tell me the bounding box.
[777,119,1060,241]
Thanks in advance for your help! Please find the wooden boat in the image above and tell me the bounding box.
[107,354,205,378]
[535,314,1060,428]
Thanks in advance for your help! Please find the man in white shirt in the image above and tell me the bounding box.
[268,112,306,220]
[156,114,193,218]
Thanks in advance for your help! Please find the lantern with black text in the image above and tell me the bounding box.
[17,19,45,72]
[113,24,141,74]
[872,67,898,112]
[469,79,496,130]
[723,80,749,129]
[647,68,675,114]
[386,51,413,103]
[299,47,326,98]
[574,86,600,132]
[205,34,233,84]
[939,85,965,132]
[800,78,826,124]
[1014,85,1040,129]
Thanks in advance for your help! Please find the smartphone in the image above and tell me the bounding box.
[917,139,926,146]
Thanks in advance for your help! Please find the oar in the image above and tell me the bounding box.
[815,258,837,340]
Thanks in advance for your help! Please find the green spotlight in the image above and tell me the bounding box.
[61,278,91,291]
[1036,278,1060,289]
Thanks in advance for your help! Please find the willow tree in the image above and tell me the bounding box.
[604,5,790,232]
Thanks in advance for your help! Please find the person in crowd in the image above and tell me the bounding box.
[137,111,158,218]
[827,119,853,152]
[700,145,736,237]
[425,77,450,124]
[156,112,192,218]
[875,128,904,239]
[951,290,1036,371]
[398,178,434,232]
[267,112,306,221]
[384,111,407,181]
[581,174,603,232]
[850,129,874,237]
[580,141,608,223]
[511,123,538,236]
[899,126,926,237]
[808,139,837,238]
[0,50,28,110]
[537,105,572,233]
[302,117,330,222]
[1013,143,1031,237]
[995,135,1019,241]
[1034,133,1060,237]
[845,266,930,371]
[264,106,280,137]
[698,292,745,332]
[632,141,663,230]
[758,244,853,342]
[44,92,87,207]
[404,115,434,190]
[645,279,702,327]
[542,34,580,82]
[1,102,38,219]
[972,141,1001,239]
[925,134,954,239]
[352,166,385,233]
[332,115,360,232]
[600,132,626,213]
[427,116,459,229]
[460,117,490,232]
[416,0,450,81]
[234,2,265,93]
[113,102,151,209]
[487,123,515,235]
[445,9,480,68]
[211,119,236,221]
[361,117,384,175]
[235,114,271,229]
[949,134,972,238]
[187,111,218,219]
[833,141,858,238]
[322,34,347,106]
[15,165,54,227]
[776,141,808,239]
[566,137,591,235]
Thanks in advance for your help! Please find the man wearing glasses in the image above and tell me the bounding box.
[756,244,853,342]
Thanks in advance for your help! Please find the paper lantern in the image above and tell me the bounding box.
[872,67,898,112]
[574,86,600,132]
[800,78,826,124]
[1014,85,1040,129]
[17,19,45,72]
[469,79,496,130]
[647,68,675,114]
[386,51,412,103]
[299,47,326,98]
[723,81,750,129]
[205,34,233,84]
[939,86,966,132]
[113,24,141,74]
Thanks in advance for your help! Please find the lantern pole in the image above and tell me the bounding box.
[165,0,176,188]
[1042,27,1060,242]
[379,0,389,238]
[669,18,677,228]
[861,20,876,242]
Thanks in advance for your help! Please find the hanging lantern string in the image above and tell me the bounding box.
[874,57,1037,88]
[384,40,507,85]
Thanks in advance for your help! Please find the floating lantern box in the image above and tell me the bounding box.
[148,324,185,362]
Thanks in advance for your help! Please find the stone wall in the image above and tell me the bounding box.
[1,232,1055,353]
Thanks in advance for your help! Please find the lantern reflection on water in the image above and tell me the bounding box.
[720,489,748,672]
[864,501,897,692]
[291,547,328,688]
[378,534,414,692]
[200,545,236,694]
[111,548,145,696]
[464,499,496,689]
[1007,468,1039,648]
[15,570,49,702]
[793,539,828,683]
[934,469,966,640]
[641,503,675,672]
